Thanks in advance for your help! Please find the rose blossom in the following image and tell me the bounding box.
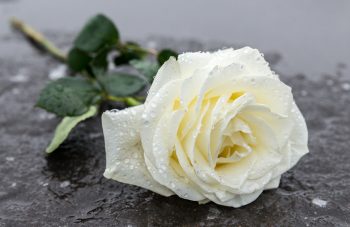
[102,47,309,207]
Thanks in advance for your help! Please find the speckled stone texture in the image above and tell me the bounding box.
[0,33,350,227]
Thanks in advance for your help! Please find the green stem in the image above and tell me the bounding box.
[10,18,144,108]
[10,17,67,62]
[125,97,142,106]
[106,95,142,106]
[116,41,158,56]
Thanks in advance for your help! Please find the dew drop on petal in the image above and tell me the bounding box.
[109,109,120,113]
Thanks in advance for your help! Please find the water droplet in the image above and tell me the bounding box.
[48,65,66,80]
[6,157,15,162]
[341,82,350,91]
[312,198,327,207]
[60,180,70,188]
[109,109,119,113]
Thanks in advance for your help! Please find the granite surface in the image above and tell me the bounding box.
[0,29,350,227]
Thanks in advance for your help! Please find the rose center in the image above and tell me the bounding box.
[216,122,256,165]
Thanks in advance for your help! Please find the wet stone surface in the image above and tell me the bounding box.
[0,34,350,227]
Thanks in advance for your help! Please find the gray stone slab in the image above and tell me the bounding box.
[0,32,349,226]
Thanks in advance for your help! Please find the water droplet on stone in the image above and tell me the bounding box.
[6,157,15,162]
[341,82,350,91]
[59,180,70,188]
[312,198,327,207]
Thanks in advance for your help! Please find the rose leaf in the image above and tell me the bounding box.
[73,14,119,53]
[46,105,98,153]
[67,48,92,72]
[98,73,146,97]
[130,59,159,83]
[36,77,101,117]
[157,49,178,65]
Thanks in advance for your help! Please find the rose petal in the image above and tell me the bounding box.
[287,102,309,166]
[143,103,206,200]
[264,176,281,190]
[232,47,277,79]
[146,57,180,104]
[102,105,173,196]
[178,51,212,77]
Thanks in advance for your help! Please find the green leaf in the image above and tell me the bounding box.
[130,59,159,83]
[114,42,147,65]
[37,77,101,117]
[46,106,98,153]
[98,73,145,97]
[124,41,148,57]
[67,48,92,72]
[74,14,119,53]
[157,49,178,65]
[91,45,110,76]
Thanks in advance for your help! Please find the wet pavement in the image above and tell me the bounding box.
[0,33,349,226]
[1,1,350,226]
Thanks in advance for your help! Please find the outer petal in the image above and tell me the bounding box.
[102,105,173,196]
[264,176,281,190]
[146,57,180,104]
[177,51,212,77]
[232,47,277,79]
[204,189,263,208]
[287,102,309,166]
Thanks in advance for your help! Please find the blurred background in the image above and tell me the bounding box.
[1,0,349,77]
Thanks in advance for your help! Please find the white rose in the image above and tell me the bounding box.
[102,47,309,207]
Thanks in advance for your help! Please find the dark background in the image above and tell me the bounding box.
[0,1,349,226]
